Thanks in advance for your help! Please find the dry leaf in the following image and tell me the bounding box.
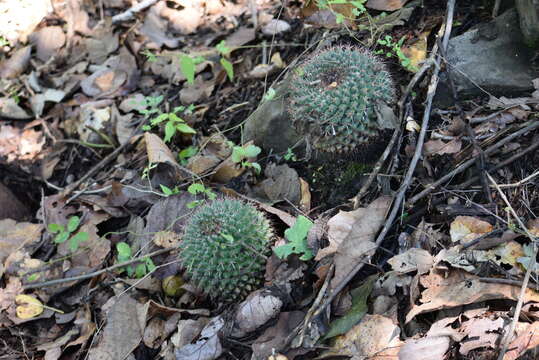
[15,294,44,319]
[450,216,493,244]
[423,139,462,156]
[330,196,393,290]
[367,0,409,11]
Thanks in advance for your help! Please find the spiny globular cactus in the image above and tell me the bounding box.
[179,198,272,301]
[288,46,395,154]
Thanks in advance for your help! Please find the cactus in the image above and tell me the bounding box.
[179,198,272,301]
[288,46,395,153]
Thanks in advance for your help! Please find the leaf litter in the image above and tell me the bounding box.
[2,0,539,359]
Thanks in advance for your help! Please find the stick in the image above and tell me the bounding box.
[407,120,539,205]
[23,247,174,290]
[489,173,538,360]
[111,0,160,24]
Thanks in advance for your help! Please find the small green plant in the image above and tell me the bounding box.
[274,215,314,260]
[263,88,276,102]
[141,103,196,143]
[116,242,156,278]
[376,35,416,72]
[283,148,297,162]
[179,198,273,300]
[179,41,234,84]
[229,143,262,174]
[142,162,157,181]
[178,146,198,166]
[48,216,89,252]
[160,184,181,197]
[187,183,217,208]
[141,49,158,62]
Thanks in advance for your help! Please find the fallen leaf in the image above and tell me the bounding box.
[401,31,428,71]
[367,0,409,11]
[29,26,66,62]
[261,19,291,36]
[330,196,393,290]
[450,216,493,244]
[232,290,283,338]
[15,294,44,319]
[505,322,539,360]
[423,139,462,156]
[388,248,433,275]
[0,46,32,79]
[175,316,224,360]
[398,336,450,360]
[459,317,504,355]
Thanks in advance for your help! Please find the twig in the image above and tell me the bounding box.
[111,0,159,24]
[479,277,538,290]
[489,173,538,360]
[407,121,539,205]
[455,136,539,189]
[23,247,174,290]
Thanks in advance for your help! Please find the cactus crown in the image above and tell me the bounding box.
[288,46,395,153]
[179,198,272,301]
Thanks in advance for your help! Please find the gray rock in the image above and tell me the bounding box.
[243,77,302,154]
[437,9,538,104]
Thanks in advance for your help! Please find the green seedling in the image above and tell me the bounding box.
[376,35,416,72]
[179,41,234,84]
[178,146,198,166]
[48,216,89,253]
[116,242,156,278]
[314,0,367,23]
[283,148,297,162]
[187,183,217,208]
[142,103,196,143]
[229,143,262,174]
[160,184,181,197]
[274,215,314,260]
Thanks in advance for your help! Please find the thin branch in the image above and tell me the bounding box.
[23,247,174,290]
[111,0,160,24]
[407,120,539,205]
[488,173,538,360]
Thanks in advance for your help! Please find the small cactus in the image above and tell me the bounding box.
[288,46,395,153]
[179,198,272,301]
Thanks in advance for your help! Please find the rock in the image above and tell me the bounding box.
[437,9,538,104]
[243,77,302,154]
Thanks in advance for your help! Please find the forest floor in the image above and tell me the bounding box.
[2,0,539,359]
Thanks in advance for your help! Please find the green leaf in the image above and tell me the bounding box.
[251,162,262,174]
[67,216,81,233]
[220,58,234,81]
[168,113,183,123]
[69,232,89,252]
[135,263,147,278]
[188,183,205,195]
[116,242,132,259]
[176,123,197,134]
[335,13,344,24]
[322,275,377,340]
[187,200,203,209]
[205,190,217,200]
[243,144,261,158]
[48,223,64,234]
[150,113,169,125]
[26,273,39,282]
[179,146,198,163]
[264,88,276,101]
[216,40,231,56]
[274,215,314,260]
[54,232,70,244]
[164,120,176,143]
[142,125,151,131]
[160,184,173,196]
[221,232,234,242]
[145,258,156,272]
[180,54,196,85]
[231,147,247,163]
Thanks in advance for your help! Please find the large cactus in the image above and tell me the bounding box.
[288,46,395,153]
[179,198,272,301]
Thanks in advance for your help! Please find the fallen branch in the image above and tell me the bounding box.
[23,247,174,290]
[112,0,160,24]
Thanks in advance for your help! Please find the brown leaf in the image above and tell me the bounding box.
[232,290,283,338]
[388,248,433,275]
[0,183,29,221]
[328,314,402,358]
[367,0,409,11]
[29,26,66,62]
[0,219,42,274]
[0,46,31,79]
[459,317,505,355]
[406,269,539,323]
[398,336,450,360]
[144,132,179,167]
[450,216,493,244]
[505,322,539,360]
[330,196,393,290]
[251,311,304,359]
[423,139,462,156]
